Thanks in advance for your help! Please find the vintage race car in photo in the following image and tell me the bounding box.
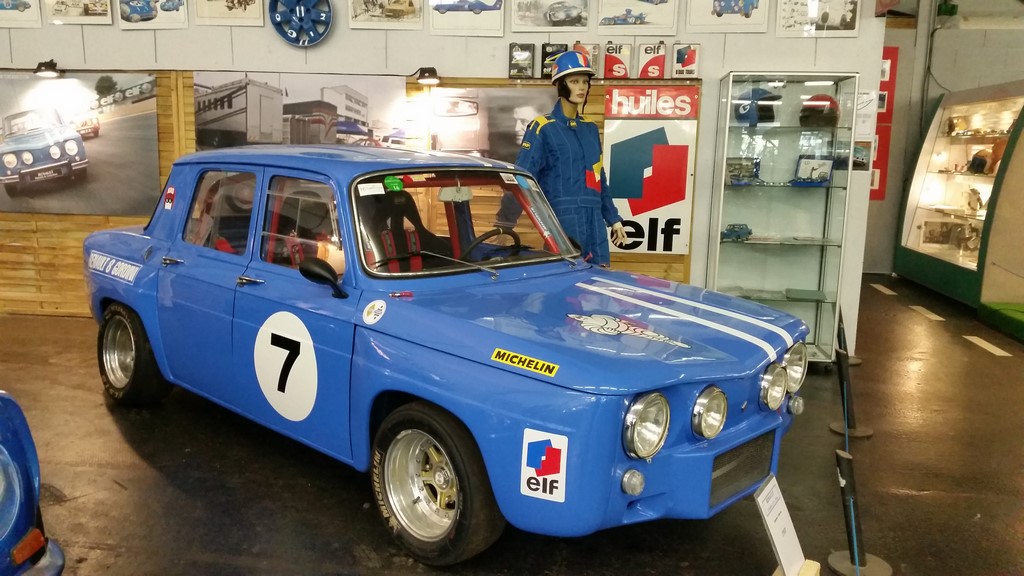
[158,0,180,11]
[543,0,583,25]
[83,145,810,566]
[600,8,645,24]
[713,0,758,17]
[119,0,157,21]
[0,109,89,195]
[71,112,101,139]
[431,0,500,14]
[0,0,31,11]
[0,392,65,575]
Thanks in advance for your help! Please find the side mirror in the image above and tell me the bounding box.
[299,258,348,299]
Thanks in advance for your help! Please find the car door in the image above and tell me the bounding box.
[230,170,359,462]
[156,166,262,400]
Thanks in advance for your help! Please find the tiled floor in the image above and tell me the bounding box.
[1,274,1021,575]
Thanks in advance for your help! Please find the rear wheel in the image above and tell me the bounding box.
[372,401,505,566]
[98,303,173,405]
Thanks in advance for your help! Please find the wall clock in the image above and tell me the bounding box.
[268,0,333,47]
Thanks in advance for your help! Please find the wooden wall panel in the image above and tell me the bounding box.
[0,72,194,318]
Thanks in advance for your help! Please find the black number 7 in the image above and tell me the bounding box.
[270,333,301,393]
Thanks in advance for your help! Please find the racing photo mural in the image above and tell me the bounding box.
[0,72,158,216]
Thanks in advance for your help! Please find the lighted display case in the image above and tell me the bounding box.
[707,72,859,363]
[895,81,1024,307]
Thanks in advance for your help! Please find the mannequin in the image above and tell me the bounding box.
[499,50,626,266]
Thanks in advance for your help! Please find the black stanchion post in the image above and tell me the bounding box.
[828,450,892,576]
[837,308,862,367]
[829,348,873,438]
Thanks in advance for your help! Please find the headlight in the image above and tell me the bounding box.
[691,385,728,439]
[783,342,808,392]
[64,140,79,156]
[623,392,670,459]
[49,145,61,160]
[20,151,33,165]
[2,154,16,169]
[759,363,788,410]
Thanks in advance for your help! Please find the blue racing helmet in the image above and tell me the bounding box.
[734,88,782,127]
[549,50,595,83]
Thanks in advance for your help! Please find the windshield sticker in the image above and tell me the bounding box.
[254,312,318,422]
[567,314,690,348]
[363,300,387,325]
[491,348,559,377]
[357,182,386,196]
[163,187,175,210]
[87,251,142,285]
[383,175,404,191]
[500,173,518,184]
[521,428,567,503]
[407,173,432,182]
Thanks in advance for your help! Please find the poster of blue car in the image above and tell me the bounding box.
[0,0,42,27]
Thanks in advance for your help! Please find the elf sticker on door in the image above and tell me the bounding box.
[638,42,666,79]
[604,42,632,79]
[521,428,568,502]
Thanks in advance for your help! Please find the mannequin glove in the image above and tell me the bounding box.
[610,221,627,246]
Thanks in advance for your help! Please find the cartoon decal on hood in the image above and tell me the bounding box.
[568,313,691,349]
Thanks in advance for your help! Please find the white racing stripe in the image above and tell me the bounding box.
[909,305,945,321]
[963,336,1012,357]
[577,282,778,361]
[871,284,897,295]
[590,276,794,347]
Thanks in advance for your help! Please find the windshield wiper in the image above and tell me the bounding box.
[421,250,499,280]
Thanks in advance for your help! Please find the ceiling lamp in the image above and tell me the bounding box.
[33,60,60,78]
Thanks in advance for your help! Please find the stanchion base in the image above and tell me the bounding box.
[848,356,863,367]
[827,551,892,576]
[829,421,874,438]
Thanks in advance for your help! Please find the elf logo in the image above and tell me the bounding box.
[639,44,666,79]
[604,44,630,78]
[520,429,568,502]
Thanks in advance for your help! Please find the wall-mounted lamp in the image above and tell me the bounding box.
[33,60,60,78]
[416,67,440,85]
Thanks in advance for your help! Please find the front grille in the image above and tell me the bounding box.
[709,432,774,507]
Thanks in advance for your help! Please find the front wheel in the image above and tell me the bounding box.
[98,303,173,405]
[372,402,505,566]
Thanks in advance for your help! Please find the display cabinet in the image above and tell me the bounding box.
[895,81,1024,307]
[708,72,859,363]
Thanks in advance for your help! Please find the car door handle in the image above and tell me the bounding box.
[236,275,265,287]
[161,256,185,266]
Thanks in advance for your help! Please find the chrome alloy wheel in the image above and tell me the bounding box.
[102,314,135,389]
[385,429,459,542]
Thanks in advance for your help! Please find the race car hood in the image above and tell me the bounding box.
[361,269,808,395]
[0,128,76,151]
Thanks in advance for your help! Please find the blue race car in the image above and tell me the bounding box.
[0,109,88,196]
[119,0,157,21]
[432,0,500,14]
[159,0,181,10]
[0,0,31,10]
[0,392,65,575]
[83,145,809,566]
[599,7,645,24]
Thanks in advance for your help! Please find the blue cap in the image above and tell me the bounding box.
[734,88,782,127]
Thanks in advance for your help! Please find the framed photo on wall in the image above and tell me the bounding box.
[196,0,265,26]
[686,0,769,33]
[349,0,424,30]
[599,0,678,35]
[44,0,112,25]
[512,0,588,31]
[776,0,859,38]
[0,0,41,27]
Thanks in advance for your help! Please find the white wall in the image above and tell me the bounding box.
[0,3,885,353]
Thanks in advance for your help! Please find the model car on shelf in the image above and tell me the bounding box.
[0,108,89,195]
[83,145,810,566]
[0,0,31,11]
[713,0,757,17]
[0,392,65,575]
[599,8,645,24]
[544,0,583,25]
[119,0,157,21]
[431,0,500,14]
[721,223,753,242]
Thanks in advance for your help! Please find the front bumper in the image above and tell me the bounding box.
[23,539,64,575]
[0,159,88,185]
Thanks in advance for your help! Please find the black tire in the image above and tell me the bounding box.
[98,303,173,406]
[372,401,505,566]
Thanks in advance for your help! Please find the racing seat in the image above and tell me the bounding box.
[362,190,450,272]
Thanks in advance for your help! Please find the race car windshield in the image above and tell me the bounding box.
[352,169,578,276]
[3,109,63,136]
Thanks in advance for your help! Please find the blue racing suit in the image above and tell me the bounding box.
[499,101,622,266]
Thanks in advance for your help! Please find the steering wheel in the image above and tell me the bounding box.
[461,227,521,261]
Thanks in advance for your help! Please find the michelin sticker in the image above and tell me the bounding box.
[363,300,387,325]
[87,251,142,285]
[568,313,690,348]
[521,428,568,503]
[254,312,318,422]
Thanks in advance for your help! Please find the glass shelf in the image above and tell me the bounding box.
[726,182,844,190]
[719,286,837,304]
[722,236,841,246]
[926,171,995,180]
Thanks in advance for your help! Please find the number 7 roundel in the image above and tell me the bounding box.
[255,311,319,421]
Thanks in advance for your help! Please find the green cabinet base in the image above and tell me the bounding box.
[893,246,980,307]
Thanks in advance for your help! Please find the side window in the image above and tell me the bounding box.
[183,170,256,255]
[260,176,345,275]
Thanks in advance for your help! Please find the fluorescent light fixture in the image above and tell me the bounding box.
[804,80,835,86]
